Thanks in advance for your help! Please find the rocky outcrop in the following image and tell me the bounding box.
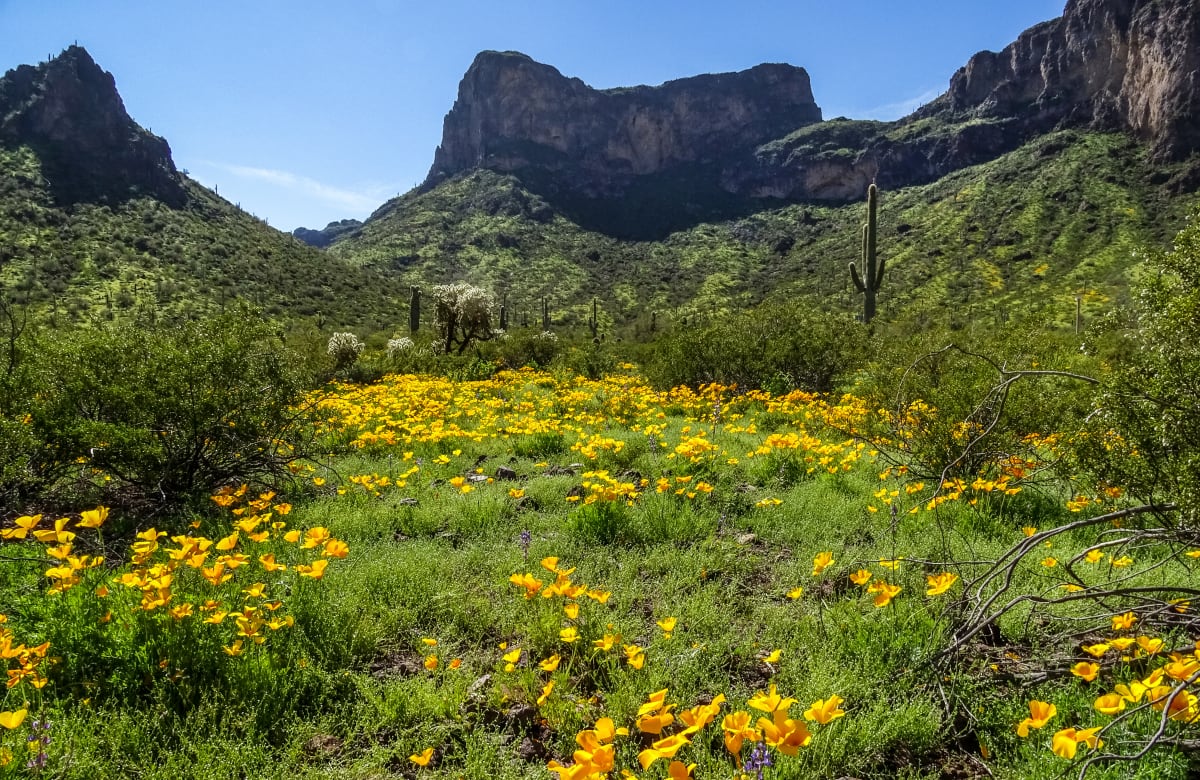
[934,0,1200,161]
[421,0,1200,221]
[0,46,186,207]
[425,51,822,196]
[293,219,363,249]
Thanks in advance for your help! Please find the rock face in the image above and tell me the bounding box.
[293,219,363,249]
[421,0,1200,221]
[0,46,186,207]
[938,0,1200,161]
[425,51,822,195]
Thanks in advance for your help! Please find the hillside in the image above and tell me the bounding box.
[324,0,1200,331]
[332,129,1196,334]
[0,47,405,331]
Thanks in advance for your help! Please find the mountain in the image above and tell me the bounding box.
[0,48,403,330]
[292,219,363,249]
[327,0,1200,327]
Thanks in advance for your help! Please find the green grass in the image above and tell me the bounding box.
[3,370,1198,779]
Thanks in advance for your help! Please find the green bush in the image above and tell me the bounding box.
[8,307,313,514]
[643,300,868,392]
[1077,211,1200,514]
[853,323,1099,482]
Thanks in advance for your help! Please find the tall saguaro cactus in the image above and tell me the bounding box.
[588,297,599,340]
[849,183,885,324]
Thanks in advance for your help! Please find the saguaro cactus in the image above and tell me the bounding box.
[499,303,508,330]
[409,286,420,334]
[588,297,599,340]
[542,297,550,330]
[849,183,885,323]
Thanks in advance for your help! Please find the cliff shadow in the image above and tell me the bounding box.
[515,165,787,241]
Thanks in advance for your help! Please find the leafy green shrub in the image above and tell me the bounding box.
[853,324,1098,482]
[14,307,313,513]
[1076,212,1200,514]
[644,300,868,392]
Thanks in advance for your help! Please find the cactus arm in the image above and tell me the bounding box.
[850,262,866,292]
[873,256,886,290]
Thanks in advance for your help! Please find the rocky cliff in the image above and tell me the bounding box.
[0,46,186,207]
[425,51,822,196]
[421,0,1200,219]
[938,0,1200,161]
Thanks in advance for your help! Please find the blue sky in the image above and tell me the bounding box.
[0,0,1064,231]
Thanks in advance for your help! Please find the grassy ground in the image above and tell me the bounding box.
[0,368,1196,778]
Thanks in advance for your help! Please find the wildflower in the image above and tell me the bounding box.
[878,557,903,570]
[0,709,26,729]
[1084,549,1104,563]
[77,506,109,529]
[925,572,958,596]
[423,654,438,671]
[624,644,646,669]
[539,654,561,672]
[849,569,872,586]
[537,680,555,706]
[867,580,901,607]
[1051,728,1080,759]
[762,649,782,664]
[722,711,760,757]
[667,761,696,779]
[1041,557,1058,568]
[409,748,434,767]
[748,684,796,713]
[803,695,846,724]
[657,617,677,638]
[743,741,774,780]
[560,627,579,644]
[593,634,619,652]
[812,551,834,577]
[1112,612,1137,631]
[786,587,804,600]
[1016,700,1056,736]
[295,559,328,579]
[1070,662,1100,682]
[1093,694,1126,715]
[1136,636,1164,655]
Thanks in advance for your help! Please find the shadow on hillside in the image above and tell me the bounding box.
[515,166,794,241]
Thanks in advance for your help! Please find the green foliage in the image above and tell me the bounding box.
[3,307,313,514]
[0,146,405,332]
[332,132,1193,339]
[854,324,1100,482]
[644,298,868,392]
[1077,209,1200,514]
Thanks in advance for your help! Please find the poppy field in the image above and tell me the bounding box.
[0,364,1198,779]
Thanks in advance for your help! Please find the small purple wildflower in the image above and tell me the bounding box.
[519,528,532,561]
[743,741,773,780]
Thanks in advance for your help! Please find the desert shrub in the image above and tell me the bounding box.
[1074,212,1200,514]
[14,307,312,514]
[852,323,1099,482]
[493,330,561,369]
[643,300,868,392]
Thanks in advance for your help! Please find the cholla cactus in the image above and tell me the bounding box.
[432,282,497,354]
[386,336,415,360]
[327,332,364,370]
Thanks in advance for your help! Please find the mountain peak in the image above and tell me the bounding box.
[424,51,822,193]
[0,45,186,206]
